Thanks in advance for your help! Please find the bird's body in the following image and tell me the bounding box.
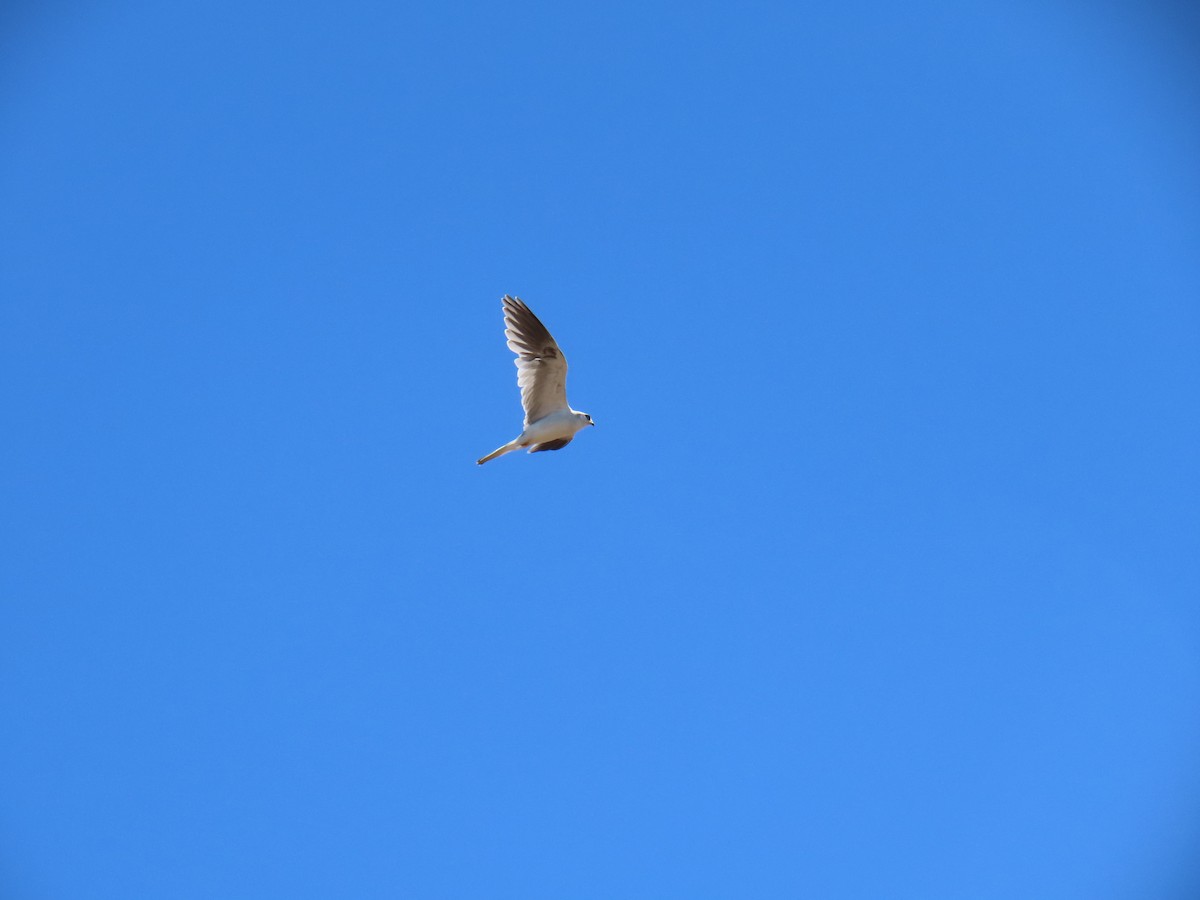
[476,409,592,465]
[477,295,594,465]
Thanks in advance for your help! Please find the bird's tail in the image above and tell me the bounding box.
[477,440,520,465]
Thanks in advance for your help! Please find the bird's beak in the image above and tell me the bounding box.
[590,420,596,426]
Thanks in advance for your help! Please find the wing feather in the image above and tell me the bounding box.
[502,295,570,424]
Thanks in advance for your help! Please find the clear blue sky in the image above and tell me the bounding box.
[2,2,1199,897]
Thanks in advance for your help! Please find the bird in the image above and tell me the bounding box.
[477,295,595,465]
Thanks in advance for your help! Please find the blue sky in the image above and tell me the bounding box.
[2,1,1199,897]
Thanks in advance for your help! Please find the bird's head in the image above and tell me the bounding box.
[576,412,595,427]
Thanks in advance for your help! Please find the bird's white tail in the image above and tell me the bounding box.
[477,440,520,465]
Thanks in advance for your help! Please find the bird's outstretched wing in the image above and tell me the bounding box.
[503,295,570,425]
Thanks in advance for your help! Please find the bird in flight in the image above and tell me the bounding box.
[477,295,595,465]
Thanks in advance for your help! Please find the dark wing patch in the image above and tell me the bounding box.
[529,437,572,453]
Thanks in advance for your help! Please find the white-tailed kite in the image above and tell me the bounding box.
[477,295,595,465]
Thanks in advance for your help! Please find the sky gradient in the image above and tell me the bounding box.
[2,2,1199,897]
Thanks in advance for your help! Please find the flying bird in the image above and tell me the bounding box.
[477,295,595,465]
